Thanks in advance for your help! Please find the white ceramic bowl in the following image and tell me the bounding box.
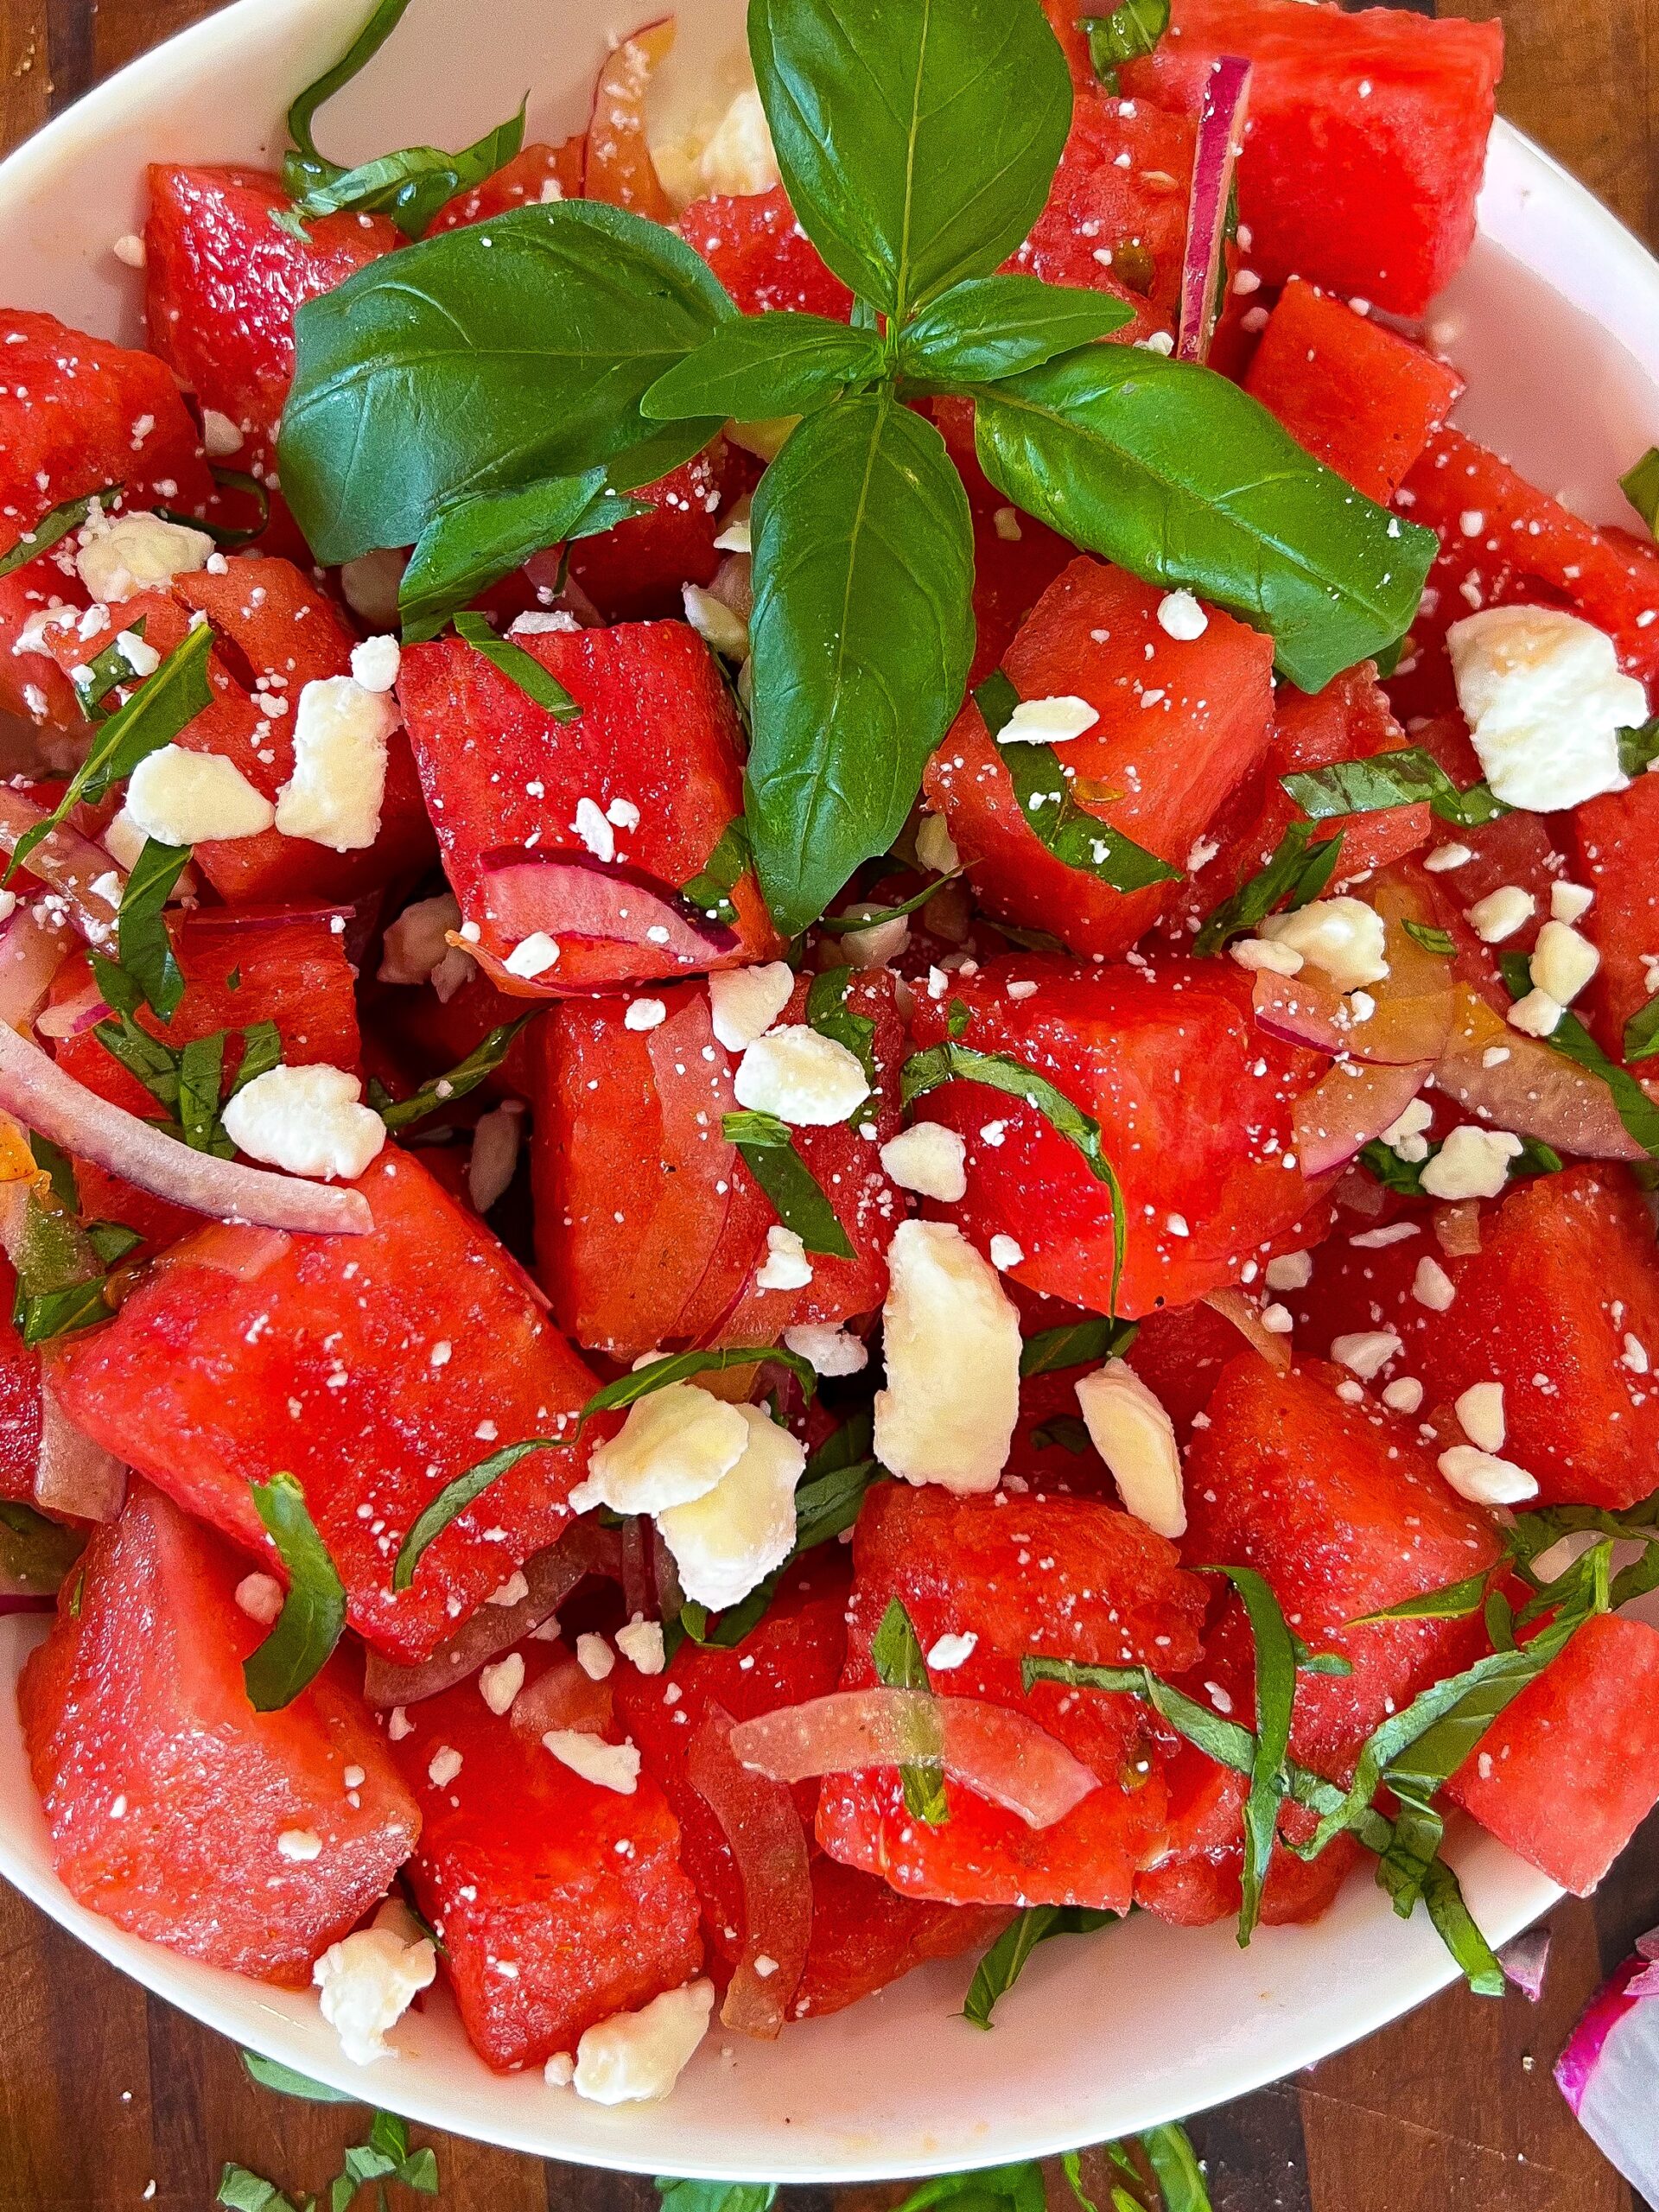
[1,0,1656,2182]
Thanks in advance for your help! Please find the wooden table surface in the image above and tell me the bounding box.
[0,0,1656,2206]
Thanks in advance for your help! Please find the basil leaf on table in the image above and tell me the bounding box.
[899,275,1132,385]
[872,1596,950,1826]
[749,0,1072,320]
[1078,0,1170,90]
[643,312,887,425]
[239,2050,361,2105]
[961,1903,1115,2029]
[1192,820,1342,957]
[116,837,190,1022]
[969,349,1437,693]
[243,1473,348,1712]
[279,201,733,566]
[399,470,650,641]
[747,389,973,936]
[0,486,120,581]
[451,610,580,717]
[721,1107,857,1258]
[1281,746,1508,829]
[1621,446,1659,537]
[657,2184,779,2212]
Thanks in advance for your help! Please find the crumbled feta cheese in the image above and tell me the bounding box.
[114,628,160,678]
[350,634,401,693]
[570,1979,715,2105]
[873,1221,1020,1495]
[427,1745,463,1789]
[926,1630,978,1671]
[235,1571,284,1624]
[1155,589,1209,641]
[1550,881,1595,925]
[708,962,796,1053]
[504,931,560,979]
[783,1320,869,1376]
[880,1122,968,1202]
[75,510,213,602]
[914,812,960,875]
[656,1402,804,1609]
[683,583,749,659]
[1529,919,1599,1006]
[125,745,276,845]
[1437,1445,1539,1506]
[274,676,397,851]
[625,997,668,1032]
[574,795,615,863]
[571,1382,749,1516]
[1074,1359,1185,1538]
[542,1730,641,1794]
[220,1063,388,1182]
[313,1917,438,2065]
[755,1224,814,1291]
[616,1618,667,1674]
[1330,1330,1401,1382]
[510,609,580,637]
[1259,898,1389,990]
[1507,987,1564,1039]
[713,504,752,555]
[1455,1381,1506,1452]
[1381,1376,1425,1414]
[575,1633,615,1681]
[467,1103,523,1214]
[1419,1124,1522,1201]
[479,1651,525,1715]
[1448,605,1646,810]
[112,233,147,270]
[276,1827,322,1862]
[1380,1096,1433,1164]
[100,809,149,873]
[1422,842,1473,874]
[698,87,779,195]
[1411,1255,1456,1312]
[838,912,911,969]
[1465,885,1535,944]
[988,1234,1025,1272]
[1264,1250,1313,1294]
[734,1024,870,1125]
[201,408,244,457]
[997,694,1099,745]
[544,2052,575,2087]
[1230,937,1303,977]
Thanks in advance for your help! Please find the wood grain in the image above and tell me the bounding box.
[0,2,1656,2207]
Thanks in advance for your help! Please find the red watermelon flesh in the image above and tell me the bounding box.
[677,186,853,318]
[429,138,585,231]
[0,1257,41,1505]
[555,440,755,623]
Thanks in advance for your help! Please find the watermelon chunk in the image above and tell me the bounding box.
[18,1484,418,1984]
[924,557,1276,959]
[816,1484,1208,1911]
[385,1641,703,2069]
[906,950,1331,1319]
[677,186,853,319]
[1445,1613,1659,1897]
[0,1261,42,1504]
[429,138,585,232]
[398,620,781,995]
[1243,279,1464,505]
[931,398,1074,690]
[0,572,82,729]
[1122,1,1503,315]
[1570,777,1659,1077]
[47,1148,601,1662]
[556,440,754,623]
[533,969,904,1358]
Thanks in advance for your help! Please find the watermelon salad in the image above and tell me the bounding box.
[3,0,1659,2115]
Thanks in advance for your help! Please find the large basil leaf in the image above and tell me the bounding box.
[398,471,649,641]
[643,313,887,426]
[747,389,973,934]
[279,202,733,565]
[970,350,1437,693]
[899,275,1132,385]
[748,0,1071,319]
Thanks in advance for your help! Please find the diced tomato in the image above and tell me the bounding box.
[0,1259,41,1504]
[817,1484,1207,1910]
[1445,1613,1659,1897]
[397,619,781,993]
[534,969,904,1358]
[1570,777,1659,1075]
[143,166,399,482]
[18,1484,417,1984]
[1243,280,1464,505]
[677,186,853,319]
[429,137,586,231]
[1286,1165,1659,1511]
[47,1148,601,1662]
[925,557,1275,959]
[0,311,215,568]
[1181,1356,1502,1774]
[906,950,1330,1319]
[550,440,755,623]
[583,20,676,219]
[1004,90,1195,346]
[385,1638,703,2069]
[1122,2,1503,316]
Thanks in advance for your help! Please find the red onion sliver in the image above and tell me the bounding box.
[0,1594,54,1616]
[0,911,74,1033]
[0,1021,373,1236]
[688,1702,811,2039]
[1202,1286,1291,1373]
[1498,1924,1551,2002]
[1293,1058,1430,1179]
[729,1688,1097,1831]
[1177,57,1252,364]
[1251,969,1351,1057]
[1555,1942,1659,2196]
[34,977,106,1041]
[35,1382,125,1523]
[480,856,735,967]
[1432,1200,1483,1258]
[0,786,122,947]
[1436,985,1644,1161]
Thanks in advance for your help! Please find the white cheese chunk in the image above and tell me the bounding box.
[220,1063,388,1182]
[754,1224,813,1291]
[125,745,276,845]
[1230,937,1303,976]
[734,1024,870,1124]
[683,583,749,660]
[655,1402,804,1610]
[782,1321,869,1376]
[275,676,397,851]
[541,1730,641,1795]
[1507,987,1564,1039]
[1259,898,1389,990]
[1379,1097,1433,1163]
[837,912,911,969]
[1264,1250,1313,1294]
[76,510,213,602]
[1465,885,1535,944]
[570,1979,715,2105]
[1437,1445,1539,1506]
[1330,1329,1401,1382]
[1418,1124,1522,1201]
[575,1632,615,1681]
[1411,1255,1456,1312]
[1448,605,1646,810]
[914,812,960,875]
[201,408,244,457]
[998,694,1099,745]
[1455,1381,1506,1452]
[571,1382,749,1516]
[350,634,401,694]
[1156,590,1209,641]
[1074,1359,1185,1538]
[873,1220,1020,1495]
[479,1651,525,1715]
[926,1630,978,1670]
[313,1918,438,2066]
[502,932,560,980]
[1550,881,1595,925]
[234,1571,283,1624]
[709,962,795,1052]
[880,1122,968,1203]
[615,1618,667,1674]
[1529,919,1599,1007]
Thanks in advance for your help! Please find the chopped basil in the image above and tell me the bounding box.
[1497,949,1659,1159]
[1401,917,1455,957]
[973,669,1020,739]
[216,2166,300,2212]
[330,2109,439,2206]
[1281,747,1507,830]
[1202,1564,1296,1942]
[1625,991,1659,1063]
[961,1903,1116,2028]
[804,963,878,1096]
[8,1187,134,1347]
[91,980,280,1156]
[378,1010,539,1131]
[680,817,753,928]
[722,1108,856,1259]
[1192,820,1343,957]
[893,2161,1050,2212]
[158,466,272,551]
[243,1473,348,1712]
[1361,1130,1560,1198]
[239,2050,361,2104]
[452,609,580,717]
[78,618,152,723]
[179,1032,230,1154]
[1621,447,1659,537]
[1619,716,1659,777]
[872,1596,950,1826]
[1020,1313,1138,1377]
[28,1131,79,1214]
[1136,2124,1215,2212]
[1029,1414,1093,1454]
[0,486,120,581]
[1077,0,1170,90]
[116,838,190,1022]
[818,869,963,934]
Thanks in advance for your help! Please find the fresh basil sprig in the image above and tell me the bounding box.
[898,276,1133,386]
[1192,820,1343,957]
[1282,747,1507,830]
[722,1108,856,1258]
[116,838,190,1022]
[244,1472,348,1711]
[400,473,650,642]
[872,1596,950,1826]
[644,312,887,426]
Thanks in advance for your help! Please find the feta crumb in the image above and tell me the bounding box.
[998,694,1099,745]
[201,408,244,457]
[542,1731,641,1795]
[914,813,960,875]
[112,233,147,269]
[427,1745,463,1789]
[313,1917,438,2066]
[350,635,401,693]
[275,676,397,851]
[874,1220,1020,1496]
[1437,1445,1540,1506]
[125,745,275,846]
[76,510,213,602]
[926,1631,978,1671]
[1448,605,1646,810]
[235,1571,284,1624]
[1381,1376,1425,1414]
[616,1618,667,1674]
[1550,881,1595,925]
[755,1224,814,1291]
[504,931,561,979]
[1230,936,1303,977]
[1075,1359,1185,1538]
[573,795,615,863]
[880,1122,968,1202]
[570,1979,715,2104]
[575,1633,616,1681]
[1330,1330,1401,1382]
[709,962,796,1053]
[734,1024,870,1125]
[571,1382,749,1515]
[1265,1250,1313,1293]
[837,911,910,969]
[988,1234,1025,1272]
[656,1402,804,1609]
[544,2052,576,2088]
[1380,1097,1434,1162]
[480,1651,525,1715]
[1529,919,1599,1006]
[221,1063,387,1182]
[1155,589,1209,641]
[783,1320,869,1376]
[276,1827,322,1862]
[1411,1255,1457,1312]
[625,997,668,1032]
[1419,1124,1522,1201]
[683,583,749,659]
[1508,987,1565,1039]
[1455,1381,1506,1452]
[1465,885,1535,944]
[1259,898,1389,990]
[1422,842,1473,874]
[114,628,160,678]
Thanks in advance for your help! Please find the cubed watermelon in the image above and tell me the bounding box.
[677,186,853,319]
[47,1148,601,1662]
[0,1260,41,1504]
[18,1484,418,1984]
[556,440,754,622]
[931,398,1075,690]
[429,138,585,232]
[1570,777,1659,1077]
[924,557,1276,959]
[0,572,82,729]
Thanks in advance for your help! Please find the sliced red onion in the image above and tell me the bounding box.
[508,1645,615,1743]
[1177,57,1252,365]
[728,1688,1098,1831]
[1497,1923,1551,2002]
[1251,969,1351,1057]
[1556,1940,1659,2197]
[1432,1200,1483,1258]
[1437,985,1645,1161]
[0,912,74,1033]
[1202,1286,1291,1373]
[363,1523,613,1707]
[35,1382,125,1523]
[0,1593,54,1616]
[35,976,106,1041]
[0,1021,372,1235]
[688,1702,812,2039]
[1293,1058,1430,1179]
[479,856,736,973]
[0,786,122,947]
[164,1223,296,1281]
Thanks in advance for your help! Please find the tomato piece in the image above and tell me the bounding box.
[1243,279,1464,505]
[1181,1356,1503,1775]
[429,137,586,231]
[925,557,1275,958]
[906,950,1330,1319]
[1445,1613,1659,1897]
[817,1484,1207,1910]
[533,969,903,1358]
[18,1484,417,1984]
[386,1639,704,2069]
[583,19,676,219]
[398,620,781,993]
[550,440,755,622]
[47,1148,601,1662]
[677,185,853,318]
[1122,2,1503,315]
